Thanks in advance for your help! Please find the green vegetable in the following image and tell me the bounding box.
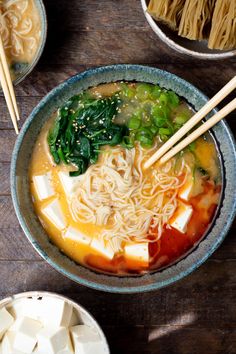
[121,136,134,149]
[128,116,141,130]
[48,94,127,176]
[188,141,196,152]
[151,85,161,99]
[159,127,171,136]
[136,83,153,100]
[159,92,169,106]
[150,125,158,135]
[151,105,169,127]
[135,128,153,148]
[175,112,189,125]
[168,91,180,107]
[120,83,135,99]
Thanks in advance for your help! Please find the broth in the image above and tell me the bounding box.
[29,82,221,275]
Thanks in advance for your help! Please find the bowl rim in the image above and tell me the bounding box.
[140,0,236,60]
[0,290,110,353]
[13,0,48,85]
[10,64,236,293]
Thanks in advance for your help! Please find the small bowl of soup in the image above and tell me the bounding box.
[0,0,47,84]
[11,65,236,293]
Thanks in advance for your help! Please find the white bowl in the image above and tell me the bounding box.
[0,291,110,353]
[141,0,236,60]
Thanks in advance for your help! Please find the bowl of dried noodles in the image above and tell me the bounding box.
[141,0,236,59]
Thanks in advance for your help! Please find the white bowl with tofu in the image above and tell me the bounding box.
[0,291,110,354]
[11,65,236,293]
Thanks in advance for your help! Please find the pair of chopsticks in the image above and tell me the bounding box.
[144,76,236,169]
[0,35,20,134]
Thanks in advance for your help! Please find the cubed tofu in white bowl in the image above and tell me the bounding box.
[0,291,110,354]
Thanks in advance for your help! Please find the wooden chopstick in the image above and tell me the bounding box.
[160,98,236,165]
[0,59,18,134]
[0,35,20,121]
[144,76,236,169]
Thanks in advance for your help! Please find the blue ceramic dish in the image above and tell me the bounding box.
[11,65,236,293]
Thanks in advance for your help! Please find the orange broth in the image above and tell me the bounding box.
[29,83,222,275]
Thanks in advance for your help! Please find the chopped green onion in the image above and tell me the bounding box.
[159,92,169,106]
[150,125,159,135]
[159,127,171,136]
[168,91,180,107]
[175,113,189,125]
[122,136,134,149]
[151,85,162,99]
[136,83,153,100]
[128,116,141,130]
[188,141,196,152]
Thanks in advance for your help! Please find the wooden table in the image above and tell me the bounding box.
[0,1,236,353]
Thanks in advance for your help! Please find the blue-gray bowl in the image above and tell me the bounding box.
[10,65,236,293]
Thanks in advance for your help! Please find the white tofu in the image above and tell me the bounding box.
[64,226,91,245]
[124,243,149,266]
[8,298,43,323]
[70,325,105,354]
[58,171,82,197]
[12,317,42,353]
[33,173,54,200]
[41,199,66,230]
[37,327,70,354]
[68,309,81,327]
[1,332,25,354]
[40,298,73,327]
[178,176,194,202]
[169,201,193,234]
[90,238,114,260]
[0,307,14,340]
[57,338,74,354]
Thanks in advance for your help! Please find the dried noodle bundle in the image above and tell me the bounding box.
[208,0,236,50]
[178,0,216,40]
[147,0,185,30]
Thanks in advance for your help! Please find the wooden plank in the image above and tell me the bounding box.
[104,326,236,354]
[0,259,235,329]
[42,29,236,66]
[44,0,146,31]
[0,162,10,194]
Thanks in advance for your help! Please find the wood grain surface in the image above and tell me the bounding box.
[0,1,235,353]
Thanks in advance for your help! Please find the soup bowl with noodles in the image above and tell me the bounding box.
[0,0,47,84]
[11,65,236,293]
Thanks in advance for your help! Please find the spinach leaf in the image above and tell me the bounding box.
[48,93,126,176]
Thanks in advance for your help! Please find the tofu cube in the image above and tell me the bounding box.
[169,201,193,234]
[178,176,194,202]
[70,325,104,354]
[68,309,82,327]
[64,226,91,245]
[124,243,149,266]
[33,173,54,200]
[58,171,82,197]
[1,332,25,354]
[0,307,14,340]
[12,317,42,353]
[42,199,66,230]
[8,298,43,323]
[37,327,70,354]
[90,238,114,260]
[40,298,73,327]
[57,338,74,354]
